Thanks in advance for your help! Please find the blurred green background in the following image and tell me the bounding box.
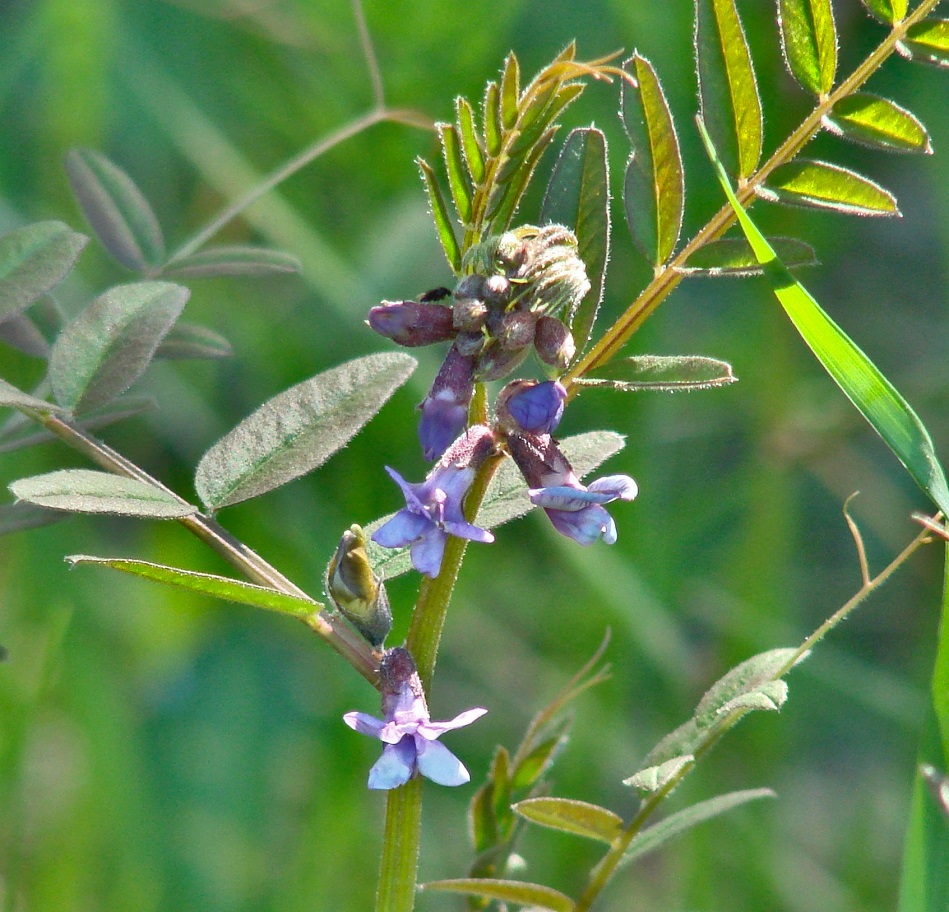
[1,1,948,910]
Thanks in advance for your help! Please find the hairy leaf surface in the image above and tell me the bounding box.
[65,148,165,272]
[779,0,837,95]
[195,352,416,510]
[0,221,87,321]
[679,236,818,276]
[418,158,462,272]
[897,19,949,68]
[513,797,622,843]
[621,54,684,266]
[824,93,931,153]
[49,281,189,413]
[575,354,736,392]
[758,159,899,216]
[163,245,301,277]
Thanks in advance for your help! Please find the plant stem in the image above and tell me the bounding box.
[564,0,942,388]
[572,519,934,911]
[375,779,423,912]
[35,411,379,684]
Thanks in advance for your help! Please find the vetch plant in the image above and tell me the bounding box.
[1,1,948,910]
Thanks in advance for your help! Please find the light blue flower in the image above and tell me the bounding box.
[529,474,638,545]
[344,681,487,790]
[372,464,494,578]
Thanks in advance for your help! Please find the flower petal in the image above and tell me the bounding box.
[415,737,471,786]
[586,474,638,501]
[529,485,614,510]
[343,711,386,739]
[546,503,617,546]
[418,707,488,739]
[442,519,495,544]
[410,527,448,578]
[367,738,416,790]
[505,381,566,434]
[372,509,430,548]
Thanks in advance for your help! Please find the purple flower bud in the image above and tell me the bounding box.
[368,300,455,347]
[418,345,476,460]
[534,315,576,371]
[344,647,487,790]
[497,380,567,435]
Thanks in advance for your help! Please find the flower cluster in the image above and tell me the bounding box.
[369,225,589,461]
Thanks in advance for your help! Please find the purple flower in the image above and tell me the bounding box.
[344,647,487,790]
[498,380,567,435]
[505,431,637,546]
[418,345,476,461]
[372,463,494,578]
[529,474,638,545]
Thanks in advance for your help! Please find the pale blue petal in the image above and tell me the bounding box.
[415,737,470,786]
[372,510,430,548]
[418,707,488,739]
[367,738,416,790]
[410,528,447,578]
[343,711,386,738]
[587,474,638,501]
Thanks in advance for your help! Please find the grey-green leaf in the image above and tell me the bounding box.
[678,236,818,276]
[823,93,932,154]
[695,0,763,179]
[66,555,322,617]
[624,754,694,794]
[422,878,573,912]
[0,378,64,414]
[0,312,52,358]
[694,647,801,728]
[156,322,233,360]
[641,719,704,769]
[65,148,165,272]
[10,470,195,518]
[703,119,949,517]
[779,0,838,96]
[0,501,68,536]
[540,127,610,356]
[575,354,736,392]
[0,221,88,321]
[758,160,899,216]
[623,788,776,866]
[163,245,301,278]
[621,54,684,266]
[513,797,622,843]
[195,352,416,510]
[897,19,949,68]
[49,281,189,413]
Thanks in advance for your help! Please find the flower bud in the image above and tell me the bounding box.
[453,296,489,332]
[534,315,576,370]
[368,300,455,347]
[326,524,392,647]
[419,344,476,460]
[496,380,566,435]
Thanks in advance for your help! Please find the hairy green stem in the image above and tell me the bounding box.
[374,440,502,912]
[573,519,934,911]
[34,411,379,683]
[565,0,942,388]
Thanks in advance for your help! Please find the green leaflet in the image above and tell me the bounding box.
[575,354,736,392]
[897,20,949,69]
[679,236,818,276]
[10,469,195,518]
[65,555,322,617]
[513,797,622,843]
[418,157,461,272]
[621,53,684,267]
[779,0,837,96]
[455,97,486,184]
[862,0,908,25]
[194,352,416,510]
[824,93,932,154]
[49,281,189,413]
[155,322,233,361]
[758,159,899,216]
[421,879,573,912]
[701,120,949,516]
[694,0,763,179]
[625,754,694,794]
[162,245,301,277]
[0,501,68,536]
[65,148,166,272]
[0,378,64,414]
[540,127,610,357]
[0,221,87,321]
[622,788,776,867]
[439,123,474,226]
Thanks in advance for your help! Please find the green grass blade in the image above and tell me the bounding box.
[700,119,949,514]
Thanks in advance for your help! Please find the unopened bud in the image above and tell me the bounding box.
[368,300,455,347]
[498,310,538,350]
[534,315,576,370]
[496,380,567,435]
[326,524,392,647]
[453,296,488,332]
